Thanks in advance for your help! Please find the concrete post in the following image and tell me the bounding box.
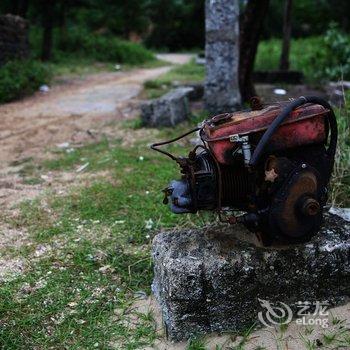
[204,0,241,114]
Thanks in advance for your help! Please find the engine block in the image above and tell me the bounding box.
[151,96,338,245]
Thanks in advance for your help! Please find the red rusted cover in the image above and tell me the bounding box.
[203,102,328,165]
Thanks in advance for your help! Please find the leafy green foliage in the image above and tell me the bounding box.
[255,30,350,82]
[56,27,155,64]
[255,37,326,81]
[28,26,155,65]
[0,60,51,103]
[320,23,350,80]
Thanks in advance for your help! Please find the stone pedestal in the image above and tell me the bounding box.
[152,213,350,341]
[0,15,30,66]
[204,0,241,114]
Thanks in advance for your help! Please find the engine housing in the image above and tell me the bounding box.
[152,96,337,245]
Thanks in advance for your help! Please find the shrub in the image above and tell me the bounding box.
[255,25,350,83]
[0,60,51,103]
[321,23,350,81]
[57,27,155,64]
[254,37,327,82]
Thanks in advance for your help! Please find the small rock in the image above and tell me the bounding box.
[39,85,50,93]
[141,87,194,127]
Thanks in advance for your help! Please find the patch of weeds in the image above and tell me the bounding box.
[323,327,350,349]
[17,160,44,185]
[299,332,317,350]
[187,336,207,350]
[4,120,219,349]
[16,199,75,242]
[322,331,337,345]
[278,321,290,334]
[43,137,112,171]
[331,314,344,326]
[0,243,157,349]
[230,323,256,350]
[122,117,144,130]
[47,58,115,78]
[22,177,43,185]
[304,326,314,335]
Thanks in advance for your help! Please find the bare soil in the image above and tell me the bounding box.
[0,54,192,280]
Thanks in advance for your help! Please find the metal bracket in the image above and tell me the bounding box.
[229,134,251,167]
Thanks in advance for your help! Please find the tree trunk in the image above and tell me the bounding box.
[239,0,270,103]
[41,0,55,61]
[279,0,293,71]
[58,1,67,49]
[11,0,28,17]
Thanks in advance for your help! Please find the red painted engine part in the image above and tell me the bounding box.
[203,102,328,165]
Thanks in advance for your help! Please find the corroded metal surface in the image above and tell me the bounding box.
[204,103,328,165]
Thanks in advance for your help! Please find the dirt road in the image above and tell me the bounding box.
[0,53,192,279]
[0,54,192,166]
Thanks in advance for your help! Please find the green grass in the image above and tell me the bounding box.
[1,106,350,348]
[254,37,325,81]
[255,33,350,83]
[0,121,215,349]
[0,72,349,348]
[143,58,205,99]
[187,337,207,350]
[143,36,336,101]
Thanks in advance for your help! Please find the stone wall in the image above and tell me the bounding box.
[0,14,30,66]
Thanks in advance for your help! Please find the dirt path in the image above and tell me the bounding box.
[0,54,192,280]
[0,54,192,167]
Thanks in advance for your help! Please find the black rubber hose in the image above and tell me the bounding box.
[150,126,200,161]
[249,96,338,167]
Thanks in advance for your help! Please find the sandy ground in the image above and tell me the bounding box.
[134,296,350,350]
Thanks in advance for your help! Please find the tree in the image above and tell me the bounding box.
[11,0,29,17]
[239,0,270,103]
[41,0,55,61]
[279,0,293,71]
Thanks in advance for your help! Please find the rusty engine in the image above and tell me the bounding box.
[151,96,338,245]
